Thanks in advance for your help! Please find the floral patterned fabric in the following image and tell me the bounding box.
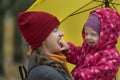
[65,8,120,80]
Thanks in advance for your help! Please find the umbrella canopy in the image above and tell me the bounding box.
[27,0,120,78]
[27,0,120,22]
[27,0,94,22]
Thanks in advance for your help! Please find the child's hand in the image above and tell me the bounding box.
[59,40,70,53]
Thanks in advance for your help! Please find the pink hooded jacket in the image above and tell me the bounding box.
[65,8,120,80]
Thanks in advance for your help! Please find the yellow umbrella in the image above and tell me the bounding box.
[27,0,120,22]
[27,0,120,78]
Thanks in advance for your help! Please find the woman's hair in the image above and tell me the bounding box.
[27,45,71,80]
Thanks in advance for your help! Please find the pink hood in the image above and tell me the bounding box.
[82,8,120,51]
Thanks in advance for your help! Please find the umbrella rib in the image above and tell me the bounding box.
[110,3,120,5]
[34,0,46,7]
[61,0,94,23]
[71,0,94,14]
[40,0,46,3]
[61,4,103,23]
[61,0,119,23]
[70,4,104,16]
[110,2,118,12]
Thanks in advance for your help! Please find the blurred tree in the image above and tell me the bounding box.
[0,8,4,76]
[11,0,35,63]
[0,0,35,76]
[0,0,10,76]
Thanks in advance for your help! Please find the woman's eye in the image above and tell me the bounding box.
[53,29,57,32]
[53,27,59,32]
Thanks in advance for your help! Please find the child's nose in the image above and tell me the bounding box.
[86,35,92,40]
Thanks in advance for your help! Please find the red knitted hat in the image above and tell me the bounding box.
[18,11,60,50]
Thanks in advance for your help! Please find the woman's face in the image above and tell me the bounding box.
[44,26,64,53]
[84,26,99,47]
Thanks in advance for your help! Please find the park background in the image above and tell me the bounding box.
[0,0,120,80]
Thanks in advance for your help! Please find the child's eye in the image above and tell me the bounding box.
[91,33,97,37]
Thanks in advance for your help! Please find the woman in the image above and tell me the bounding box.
[18,11,72,80]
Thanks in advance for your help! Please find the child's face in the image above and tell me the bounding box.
[44,26,64,53]
[84,26,99,47]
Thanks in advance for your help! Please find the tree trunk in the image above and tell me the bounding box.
[0,13,4,76]
[12,0,35,63]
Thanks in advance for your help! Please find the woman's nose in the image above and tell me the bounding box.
[59,30,64,37]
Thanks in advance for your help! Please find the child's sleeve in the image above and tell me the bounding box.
[64,42,82,65]
[72,52,120,80]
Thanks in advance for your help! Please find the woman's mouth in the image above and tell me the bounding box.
[57,40,62,47]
